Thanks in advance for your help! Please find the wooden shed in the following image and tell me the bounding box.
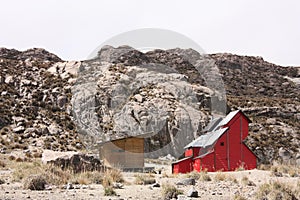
[172,110,257,173]
[99,137,144,170]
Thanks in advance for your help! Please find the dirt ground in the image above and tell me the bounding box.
[0,159,299,200]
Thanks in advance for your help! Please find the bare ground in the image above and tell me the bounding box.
[0,158,299,200]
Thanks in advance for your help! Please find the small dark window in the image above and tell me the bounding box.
[220,142,225,146]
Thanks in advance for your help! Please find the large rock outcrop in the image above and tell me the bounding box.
[0,46,299,164]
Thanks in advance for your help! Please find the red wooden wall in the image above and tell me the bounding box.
[172,111,257,173]
[172,157,193,174]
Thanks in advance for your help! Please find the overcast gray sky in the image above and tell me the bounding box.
[0,0,299,66]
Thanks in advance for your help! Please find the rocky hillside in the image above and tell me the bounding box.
[211,53,300,164]
[0,48,83,156]
[0,46,299,164]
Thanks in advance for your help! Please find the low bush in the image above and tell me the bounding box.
[214,172,226,182]
[271,164,299,177]
[226,174,238,183]
[233,194,248,200]
[256,181,298,200]
[0,159,5,168]
[198,171,212,182]
[186,171,201,179]
[104,187,117,196]
[241,176,255,186]
[161,183,183,200]
[135,174,156,185]
[24,174,47,190]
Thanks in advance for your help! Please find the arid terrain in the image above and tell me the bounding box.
[0,154,299,200]
[0,46,299,199]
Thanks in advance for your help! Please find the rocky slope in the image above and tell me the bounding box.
[0,46,299,164]
[0,48,83,156]
[211,53,300,164]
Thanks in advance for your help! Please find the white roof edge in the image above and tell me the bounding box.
[218,110,240,127]
[184,127,229,149]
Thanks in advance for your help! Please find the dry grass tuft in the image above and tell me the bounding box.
[134,174,156,185]
[104,187,117,196]
[11,159,104,186]
[271,164,299,177]
[214,172,226,182]
[12,161,72,185]
[24,174,47,190]
[70,171,103,185]
[0,159,6,168]
[198,171,212,182]
[102,169,123,187]
[106,169,124,183]
[226,174,238,183]
[258,164,271,171]
[102,169,123,197]
[233,194,248,200]
[186,170,211,182]
[235,163,246,171]
[256,181,298,200]
[186,171,201,179]
[241,176,255,186]
[161,183,183,200]
[43,164,72,185]
[12,161,43,182]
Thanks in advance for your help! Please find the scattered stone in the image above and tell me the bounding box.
[57,95,67,107]
[66,183,74,190]
[176,178,195,186]
[0,46,299,165]
[152,182,160,188]
[13,126,25,133]
[187,187,198,197]
[113,182,124,189]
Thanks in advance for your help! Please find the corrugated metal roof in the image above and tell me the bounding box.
[202,117,223,132]
[218,110,240,127]
[184,127,228,149]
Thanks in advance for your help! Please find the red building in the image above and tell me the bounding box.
[172,110,257,173]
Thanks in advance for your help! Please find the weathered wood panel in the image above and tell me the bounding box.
[100,137,144,168]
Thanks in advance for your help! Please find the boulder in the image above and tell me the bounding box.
[42,150,102,173]
[187,187,198,197]
[57,95,67,108]
[176,178,195,186]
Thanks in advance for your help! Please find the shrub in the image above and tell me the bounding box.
[198,171,212,182]
[271,164,299,177]
[135,174,156,185]
[235,163,246,171]
[106,169,124,183]
[24,174,47,190]
[70,171,103,185]
[12,161,72,185]
[43,164,72,185]
[161,183,183,200]
[214,172,226,182]
[186,171,201,179]
[0,159,5,168]
[12,161,41,182]
[226,174,238,183]
[233,194,248,200]
[104,187,117,196]
[241,176,255,186]
[258,164,271,171]
[256,181,297,200]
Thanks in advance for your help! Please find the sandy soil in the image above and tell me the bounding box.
[0,162,299,200]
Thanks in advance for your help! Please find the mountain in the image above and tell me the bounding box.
[0,46,299,164]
